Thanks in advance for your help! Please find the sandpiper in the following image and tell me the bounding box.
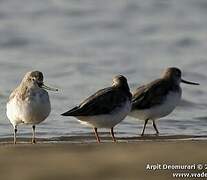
[129,67,199,136]
[7,71,58,144]
[61,75,132,143]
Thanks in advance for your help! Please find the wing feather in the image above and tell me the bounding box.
[131,79,175,110]
[62,87,129,116]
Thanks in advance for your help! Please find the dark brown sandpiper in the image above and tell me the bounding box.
[129,67,199,136]
[61,75,132,143]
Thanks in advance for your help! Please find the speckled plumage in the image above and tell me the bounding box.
[7,71,57,144]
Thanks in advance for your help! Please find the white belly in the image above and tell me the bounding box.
[7,91,51,126]
[76,100,131,128]
[129,91,181,120]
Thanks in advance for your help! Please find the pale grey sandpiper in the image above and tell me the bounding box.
[61,75,132,143]
[6,71,58,144]
[129,67,199,136]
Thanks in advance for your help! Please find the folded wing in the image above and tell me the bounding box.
[62,87,128,116]
[132,79,173,110]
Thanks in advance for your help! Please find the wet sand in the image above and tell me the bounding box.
[0,136,207,180]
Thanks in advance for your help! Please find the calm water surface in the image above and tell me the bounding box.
[0,0,207,139]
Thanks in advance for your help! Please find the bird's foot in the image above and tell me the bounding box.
[155,132,159,136]
[31,139,36,144]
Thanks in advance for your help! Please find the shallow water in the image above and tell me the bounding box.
[0,0,207,139]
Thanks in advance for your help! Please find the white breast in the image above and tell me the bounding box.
[7,89,51,127]
[76,100,132,128]
[129,91,181,121]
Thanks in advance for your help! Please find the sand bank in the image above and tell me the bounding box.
[0,136,206,180]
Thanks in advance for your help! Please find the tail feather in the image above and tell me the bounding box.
[61,106,80,116]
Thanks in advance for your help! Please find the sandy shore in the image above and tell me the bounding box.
[0,137,207,180]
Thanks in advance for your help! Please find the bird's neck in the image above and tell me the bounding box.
[115,84,132,99]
